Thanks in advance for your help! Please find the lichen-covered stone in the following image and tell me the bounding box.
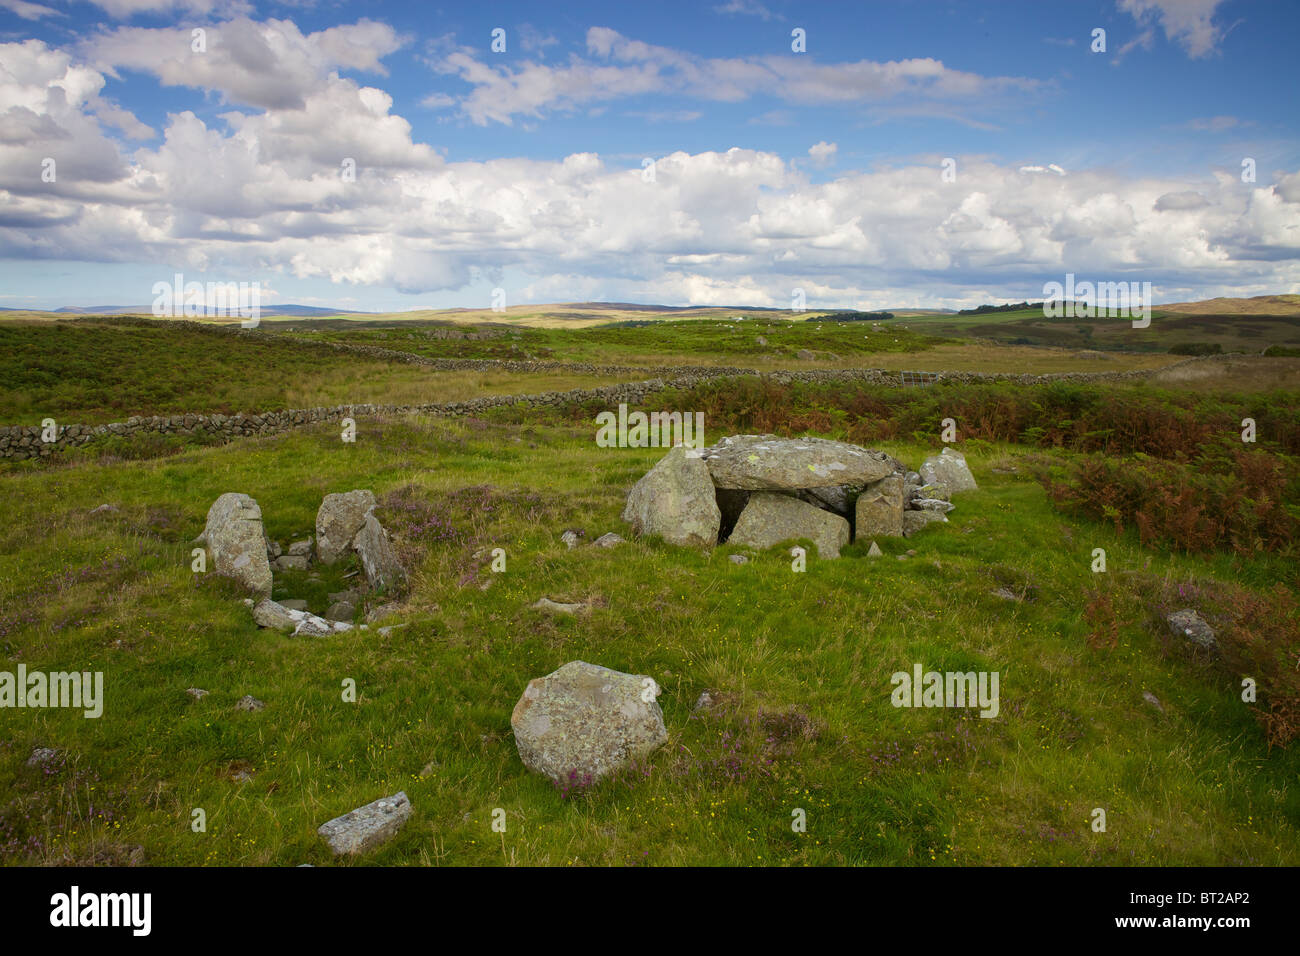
[702,434,896,490]
[729,492,850,559]
[511,661,667,784]
[621,445,720,548]
[317,792,411,855]
[200,493,273,597]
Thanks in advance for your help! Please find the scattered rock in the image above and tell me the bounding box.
[1143,691,1164,712]
[561,530,582,549]
[199,493,273,597]
[511,661,668,784]
[235,695,265,712]
[366,602,401,623]
[88,503,119,516]
[693,690,715,711]
[252,598,351,636]
[317,792,412,856]
[266,538,283,559]
[593,532,624,548]
[292,615,353,638]
[280,599,309,612]
[287,538,313,557]
[326,601,356,622]
[316,490,377,565]
[621,445,721,548]
[1167,608,1217,650]
[729,492,850,559]
[532,597,585,614]
[701,435,896,491]
[856,474,904,538]
[991,587,1021,602]
[867,541,883,557]
[272,555,309,571]
[919,447,978,496]
[728,554,749,565]
[796,349,815,360]
[328,588,364,605]
[186,687,209,700]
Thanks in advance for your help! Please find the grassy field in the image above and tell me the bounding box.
[0,320,629,425]
[1,384,1296,866]
[2,316,1296,867]
[885,308,1300,353]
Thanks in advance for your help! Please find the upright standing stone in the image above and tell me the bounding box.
[199,493,273,597]
[316,490,377,565]
[352,512,405,590]
[621,446,720,548]
[919,448,978,496]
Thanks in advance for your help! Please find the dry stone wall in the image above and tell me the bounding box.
[0,346,1220,461]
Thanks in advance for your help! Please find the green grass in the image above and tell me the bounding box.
[287,316,947,367]
[0,319,627,425]
[2,407,1296,866]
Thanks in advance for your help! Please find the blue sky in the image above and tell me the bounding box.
[1,0,1297,311]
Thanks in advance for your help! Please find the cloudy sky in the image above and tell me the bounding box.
[1,0,1297,311]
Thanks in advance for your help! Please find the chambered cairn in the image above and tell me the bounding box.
[621,435,978,557]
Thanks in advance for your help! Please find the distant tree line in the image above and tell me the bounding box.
[957,301,1044,315]
[817,310,895,322]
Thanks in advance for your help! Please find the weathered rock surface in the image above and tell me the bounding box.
[287,538,314,557]
[729,492,850,559]
[593,533,624,548]
[621,445,720,548]
[235,695,265,712]
[200,493,273,597]
[1167,609,1217,650]
[272,555,309,572]
[316,490,376,565]
[799,484,861,516]
[532,597,585,614]
[902,509,948,537]
[511,661,667,784]
[919,447,978,496]
[326,601,355,621]
[352,512,405,590]
[855,474,904,538]
[913,498,956,513]
[317,792,412,856]
[252,598,352,636]
[702,435,896,490]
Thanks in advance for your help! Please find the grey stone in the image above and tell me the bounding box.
[280,599,310,611]
[855,474,904,538]
[913,498,955,513]
[919,447,978,496]
[561,530,582,549]
[902,509,948,537]
[328,589,364,605]
[866,541,883,557]
[621,445,720,548]
[316,490,376,565]
[1143,691,1164,712]
[272,555,309,572]
[511,661,667,784]
[593,532,624,548]
[728,554,749,565]
[366,602,401,623]
[799,484,861,516]
[533,597,584,614]
[186,687,209,700]
[352,512,405,591]
[796,349,815,360]
[287,538,314,557]
[1167,609,1217,650]
[729,492,850,559]
[235,695,265,712]
[317,792,412,856]
[326,601,355,622]
[702,435,896,491]
[200,493,273,597]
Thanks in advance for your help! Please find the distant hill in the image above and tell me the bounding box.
[45,304,372,317]
[1160,295,1300,315]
